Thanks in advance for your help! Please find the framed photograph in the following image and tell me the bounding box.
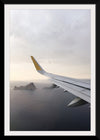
[3,1,97,137]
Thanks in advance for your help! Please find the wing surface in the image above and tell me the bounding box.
[31,56,90,103]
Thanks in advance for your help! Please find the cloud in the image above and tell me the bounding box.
[10,9,91,80]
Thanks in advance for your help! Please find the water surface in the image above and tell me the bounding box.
[10,81,90,131]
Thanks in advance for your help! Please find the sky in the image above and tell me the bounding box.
[10,9,91,81]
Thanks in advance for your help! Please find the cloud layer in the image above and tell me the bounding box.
[10,9,91,80]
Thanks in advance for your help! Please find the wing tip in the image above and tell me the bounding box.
[30,56,42,71]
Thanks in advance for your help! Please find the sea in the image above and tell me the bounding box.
[10,80,90,131]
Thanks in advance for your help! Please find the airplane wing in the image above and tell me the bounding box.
[31,56,90,106]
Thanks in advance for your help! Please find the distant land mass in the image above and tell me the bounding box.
[43,84,59,89]
[14,82,36,90]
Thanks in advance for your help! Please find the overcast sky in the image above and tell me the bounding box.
[10,9,91,81]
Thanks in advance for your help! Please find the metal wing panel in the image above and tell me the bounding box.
[50,78,90,103]
[46,73,90,89]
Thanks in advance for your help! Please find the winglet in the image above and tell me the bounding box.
[31,56,45,74]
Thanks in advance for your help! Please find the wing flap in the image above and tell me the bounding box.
[50,78,90,103]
